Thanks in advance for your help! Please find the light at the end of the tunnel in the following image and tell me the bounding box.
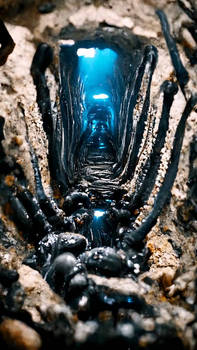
[77,48,96,58]
[93,93,109,100]
[59,39,75,46]
[94,210,105,218]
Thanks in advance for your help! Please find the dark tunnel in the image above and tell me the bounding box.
[59,37,145,194]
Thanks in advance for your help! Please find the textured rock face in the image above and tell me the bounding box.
[18,265,63,322]
[0,0,197,349]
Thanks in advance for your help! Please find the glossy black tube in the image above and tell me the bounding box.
[177,0,197,22]
[120,45,158,184]
[129,81,178,210]
[31,43,68,191]
[123,94,197,246]
[156,9,189,94]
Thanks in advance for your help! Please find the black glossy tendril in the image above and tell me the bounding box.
[156,9,189,95]
[29,15,195,246]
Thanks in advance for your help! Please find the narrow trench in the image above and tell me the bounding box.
[59,38,143,249]
[80,114,117,247]
[80,108,117,194]
[59,44,119,247]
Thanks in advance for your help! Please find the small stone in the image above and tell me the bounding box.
[142,318,155,331]
[117,322,134,339]
[0,318,42,350]
[53,252,77,277]
[56,232,87,256]
[160,267,176,289]
[80,247,122,277]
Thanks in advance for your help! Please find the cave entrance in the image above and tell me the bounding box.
[84,106,116,164]
[59,32,143,193]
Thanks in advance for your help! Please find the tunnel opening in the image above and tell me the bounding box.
[59,42,121,187]
[59,36,145,246]
[59,34,144,197]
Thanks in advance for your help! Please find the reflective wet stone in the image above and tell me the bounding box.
[47,252,77,283]
[63,192,91,215]
[79,247,123,277]
[125,245,151,275]
[69,273,88,292]
[56,232,87,256]
[107,207,131,225]
[37,232,87,270]
[45,252,87,298]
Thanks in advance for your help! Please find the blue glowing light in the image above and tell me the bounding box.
[94,210,105,218]
[77,47,117,103]
[77,47,117,132]
[99,142,106,150]
[127,296,133,303]
[93,93,109,100]
[77,48,96,58]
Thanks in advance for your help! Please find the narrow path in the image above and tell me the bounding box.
[80,120,119,198]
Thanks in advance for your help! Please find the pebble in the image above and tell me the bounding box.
[56,232,87,256]
[53,252,77,277]
[0,318,42,350]
[80,247,123,277]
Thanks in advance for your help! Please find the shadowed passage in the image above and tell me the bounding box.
[59,41,127,194]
